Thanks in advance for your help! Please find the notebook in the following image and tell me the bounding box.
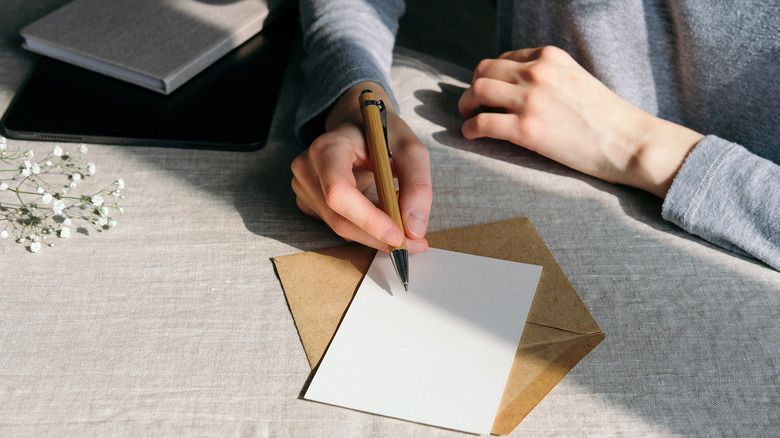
[20,0,291,94]
[2,6,297,151]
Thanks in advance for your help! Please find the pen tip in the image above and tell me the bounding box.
[403,283,408,292]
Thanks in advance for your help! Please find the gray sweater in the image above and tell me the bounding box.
[296,0,780,270]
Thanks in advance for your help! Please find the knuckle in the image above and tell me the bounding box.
[308,137,328,154]
[513,115,539,144]
[406,181,433,203]
[473,59,493,78]
[290,155,305,175]
[471,77,492,95]
[472,112,493,132]
[536,45,563,60]
[522,62,549,84]
[322,183,350,212]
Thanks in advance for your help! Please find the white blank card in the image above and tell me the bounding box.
[304,248,542,434]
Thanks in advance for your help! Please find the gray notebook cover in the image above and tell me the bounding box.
[21,0,289,94]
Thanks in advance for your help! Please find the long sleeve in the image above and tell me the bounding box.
[296,0,405,144]
[663,136,780,270]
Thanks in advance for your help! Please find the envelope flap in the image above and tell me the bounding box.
[273,244,376,368]
[425,218,602,335]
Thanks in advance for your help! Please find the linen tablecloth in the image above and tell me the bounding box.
[1,1,778,436]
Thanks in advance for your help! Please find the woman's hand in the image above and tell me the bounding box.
[459,46,704,198]
[291,82,432,253]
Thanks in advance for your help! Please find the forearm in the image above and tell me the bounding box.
[296,0,404,143]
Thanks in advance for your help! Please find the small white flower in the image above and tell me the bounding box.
[108,219,117,228]
[115,178,125,190]
[87,163,96,175]
[0,230,8,239]
[32,163,40,174]
[24,149,34,158]
[59,227,71,238]
[53,145,63,156]
[97,217,108,227]
[42,193,53,204]
[91,194,104,207]
[63,218,72,226]
[98,206,108,217]
[0,183,7,191]
[71,172,82,182]
[52,200,65,215]
[78,144,88,154]
[45,160,53,167]
[37,186,45,194]
[30,241,42,253]
[21,168,31,177]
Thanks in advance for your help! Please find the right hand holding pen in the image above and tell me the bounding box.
[291,82,432,253]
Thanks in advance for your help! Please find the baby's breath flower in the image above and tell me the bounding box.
[52,200,65,215]
[1,139,124,253]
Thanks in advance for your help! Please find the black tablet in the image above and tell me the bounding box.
[1,8,297,152]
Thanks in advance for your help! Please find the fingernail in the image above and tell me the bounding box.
[407,239,429,254]
[406,210,428,238]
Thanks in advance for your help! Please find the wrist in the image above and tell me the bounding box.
[623,115,705,199]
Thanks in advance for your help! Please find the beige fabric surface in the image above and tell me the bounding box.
[1,2,779,437]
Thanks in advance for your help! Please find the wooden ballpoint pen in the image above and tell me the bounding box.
[359,89,409,291]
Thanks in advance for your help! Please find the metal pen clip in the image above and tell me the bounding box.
[363,98,391,158]
[377,99,390,158]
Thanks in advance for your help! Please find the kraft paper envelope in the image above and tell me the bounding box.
[273,217,605,435]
